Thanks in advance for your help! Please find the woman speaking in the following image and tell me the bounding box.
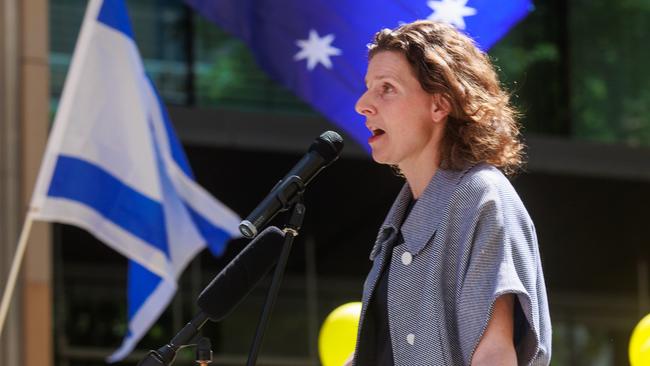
[350,20,552,366]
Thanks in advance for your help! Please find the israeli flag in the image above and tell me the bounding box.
[29,0,241,361]
[186,0,532,150]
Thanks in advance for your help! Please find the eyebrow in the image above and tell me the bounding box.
[364,74,400,87]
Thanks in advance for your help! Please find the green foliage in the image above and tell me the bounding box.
[489,1,567,137]
[569,0,650,147]
[490,0,650,147]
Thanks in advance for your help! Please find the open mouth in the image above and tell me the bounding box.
[371,128,385,137]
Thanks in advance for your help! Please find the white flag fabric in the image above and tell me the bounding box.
[29,0,241,361]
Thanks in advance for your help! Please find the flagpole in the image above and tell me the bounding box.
[0,212,35,335]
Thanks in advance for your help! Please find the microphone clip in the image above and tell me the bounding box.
[274,175,306,211]
[284,198,306,237]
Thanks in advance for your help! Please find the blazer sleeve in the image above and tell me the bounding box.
[455,185,552,366]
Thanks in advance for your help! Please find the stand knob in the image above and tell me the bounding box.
[195,337,212,366]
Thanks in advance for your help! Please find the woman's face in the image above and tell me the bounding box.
[355,51,446,171]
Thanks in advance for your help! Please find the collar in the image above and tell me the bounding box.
[370,167,469,260]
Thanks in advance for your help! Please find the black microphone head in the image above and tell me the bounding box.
[197,226,285,321]
[309,131,344,163]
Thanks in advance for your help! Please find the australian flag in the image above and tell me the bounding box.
[186,0,532,150]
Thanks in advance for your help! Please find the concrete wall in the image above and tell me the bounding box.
[0,0,52,365]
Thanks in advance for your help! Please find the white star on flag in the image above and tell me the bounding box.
[427,0,477,30]
[294,29,342,71]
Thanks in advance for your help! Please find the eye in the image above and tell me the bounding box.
[381,82,395,95]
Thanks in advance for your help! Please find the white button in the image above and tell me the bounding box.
[406,333,415,345]
[401,252,413,265]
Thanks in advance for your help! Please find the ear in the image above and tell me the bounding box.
[430,93,451,123]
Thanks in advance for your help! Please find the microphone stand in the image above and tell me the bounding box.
[246,195,306,366]
[136,195,306,366]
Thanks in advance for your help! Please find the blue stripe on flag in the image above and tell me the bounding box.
[97,0,135,39]
[47,155,170,257]
[146,76,194,178]
[127,260,163,319]
[186,204,231,256]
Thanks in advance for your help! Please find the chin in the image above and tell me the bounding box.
[370,151,394,166]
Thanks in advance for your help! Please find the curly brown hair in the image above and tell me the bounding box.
[368,20,524,175]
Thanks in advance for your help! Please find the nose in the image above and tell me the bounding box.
[355,90,375,117]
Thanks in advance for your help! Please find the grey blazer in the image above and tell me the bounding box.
[353,164,552,366]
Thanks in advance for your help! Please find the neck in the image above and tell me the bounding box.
[400,154,441,199]
[398,119,446,199]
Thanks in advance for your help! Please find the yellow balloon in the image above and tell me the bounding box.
[630,313,650,366]
[319,302,362,366]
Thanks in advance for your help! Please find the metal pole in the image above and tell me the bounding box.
[305,236,319,365]
[246,201,306,366]
[0,213,34,334]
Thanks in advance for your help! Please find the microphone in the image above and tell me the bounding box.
[138,227,286,366]
[239,131,344,238]
[197,226,286,321]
